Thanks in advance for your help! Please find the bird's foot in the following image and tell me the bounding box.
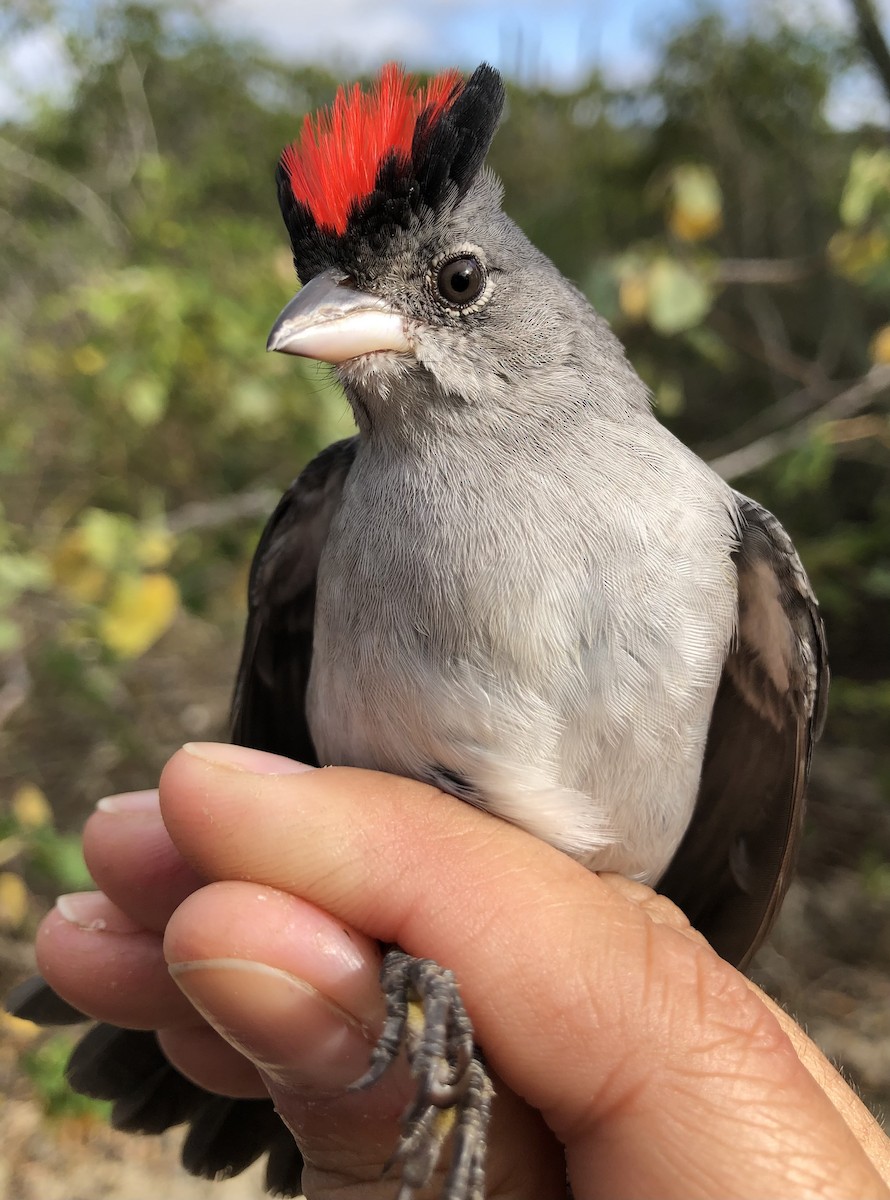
[350,949,493,1200]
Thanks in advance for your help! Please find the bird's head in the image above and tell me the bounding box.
[268,63,644,430]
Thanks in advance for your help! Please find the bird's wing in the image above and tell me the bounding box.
[230,435,358,758]
[6,437,358,1198]
[657,491,828,970]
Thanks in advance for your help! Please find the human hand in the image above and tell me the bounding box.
[35,743,890,1199]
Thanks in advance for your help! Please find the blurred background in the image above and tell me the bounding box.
[1,0,889,1195]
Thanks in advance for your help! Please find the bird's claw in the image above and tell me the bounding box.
[349,949,493,1200]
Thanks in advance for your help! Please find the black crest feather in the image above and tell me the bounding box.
[276,64,505,282]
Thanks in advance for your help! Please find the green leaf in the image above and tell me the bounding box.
[23,1036,112,1120]
[28,830,93,891]
[0,617,23,652]
[647,257,713,335]
[0,551,52,595]
[78,508,132,570]
[228,379,279,426]
[775,431,834,498]
[124,377,168,426]
[864,566,890,599]
[584,260,621,323]
[682,326,736,370]
[840,148,890,227]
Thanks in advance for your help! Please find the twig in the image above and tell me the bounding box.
[0,932,36,975]
[741,287,794,401]
[849,0,890,108]
[0,650,31,730]
[710,364,890,481]
[708,310,830,389]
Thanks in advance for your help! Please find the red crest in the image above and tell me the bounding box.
[281,64,463,234]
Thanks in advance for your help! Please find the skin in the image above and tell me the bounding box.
[34,742,890,1200]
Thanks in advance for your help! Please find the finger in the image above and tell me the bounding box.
[163,880,563,1199]
[82,790,205,933]
[157,1024,268,1099]
[160,745,890,1200]
[35,893,197,1029]
[164,880,434,1188]
[751,985,890,1189]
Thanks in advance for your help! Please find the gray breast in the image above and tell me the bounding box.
[307,421,740,882]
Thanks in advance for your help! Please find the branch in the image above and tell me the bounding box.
[166,370,888,533]
[112,50,159,195]
[701,377,833,460]
[713,257,821,285]
[166,488,280,535]
[849,0,890,108]
[709,364,890,481]
[0,137,129,250]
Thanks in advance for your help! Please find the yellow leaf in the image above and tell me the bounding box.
[0,1010,40,1042]
[828,228,890,281]
[669,165,723,242]
[135,528,174,569]
[870,324,890,365]
[98,572,179,658]
[12,782,53,829]
[51,529,109,604]
[670,206,722,242]
[72,345,107,375]
[618,273,649,321]
[0,871,29,928]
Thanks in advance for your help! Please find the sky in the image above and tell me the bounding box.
[2,0,889,123]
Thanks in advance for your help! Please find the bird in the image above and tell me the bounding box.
[7,61,827,1200]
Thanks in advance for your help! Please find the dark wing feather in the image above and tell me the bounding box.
[231,435,358,758]
[657,491,828,970]
[5,438,357,1197]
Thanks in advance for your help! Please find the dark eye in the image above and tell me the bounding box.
[436,256,486,307]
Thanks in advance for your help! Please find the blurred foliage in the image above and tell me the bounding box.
[0,783,90,929]
[21,1033,111,1119]
[0,1,888,891]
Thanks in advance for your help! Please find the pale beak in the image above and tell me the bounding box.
[266,268,412,363]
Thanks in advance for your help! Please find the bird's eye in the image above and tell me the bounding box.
[435,256,486,307]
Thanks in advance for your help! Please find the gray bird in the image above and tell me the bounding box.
[8,62,827,1200]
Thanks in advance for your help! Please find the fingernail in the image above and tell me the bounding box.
[56,891,144,934]
[96,789,160,814]
[182,743,314,775]
[170,959,372,1092]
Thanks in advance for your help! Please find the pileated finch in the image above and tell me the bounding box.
[9,62,827,1200]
